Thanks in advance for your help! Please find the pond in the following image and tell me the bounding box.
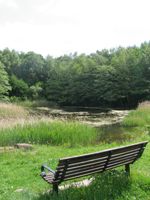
[28,106,133,144]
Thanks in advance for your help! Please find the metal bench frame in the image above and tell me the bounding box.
[40,141,148,194]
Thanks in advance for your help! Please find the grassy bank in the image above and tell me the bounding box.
[121,101,150,127]
[0,102,150,199]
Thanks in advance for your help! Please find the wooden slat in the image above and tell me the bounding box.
[61,165,104,179]
[63,162,106,176]
[57,156,108,170]
[60,157,135,180]
[111,143,147,155]
[58,151,109,166]
[106,161,131,171]
[42,176,54,184]
[56,155,136,179]
[111,148,140,158]
[44,178,54,182]
[40,172,54,178]
[110,151,139,161]
[56,168,104,182]
[108,154,137,165]
[58,141,148,166]
[62,168,104,181]
[106,158,134,169]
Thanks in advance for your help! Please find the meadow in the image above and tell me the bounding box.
[0,102,150,199]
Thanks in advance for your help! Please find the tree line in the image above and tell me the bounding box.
[0,41,150,108]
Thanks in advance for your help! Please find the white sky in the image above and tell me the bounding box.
[0,0,150,58]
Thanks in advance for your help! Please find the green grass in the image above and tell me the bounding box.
[121,102,150,127]
[0,137,150,200]
[0,120,99,147]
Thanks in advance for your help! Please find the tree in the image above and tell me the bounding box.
[1,48,21,77]
[46,61,64,103]
[42,55,55,81]
[93,65,118,106]
[19,52,44,86]
[28,82,43,100]
[9,75,28,100]
[0,61,11,100]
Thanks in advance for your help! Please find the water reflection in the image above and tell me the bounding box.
[96,124,134,144]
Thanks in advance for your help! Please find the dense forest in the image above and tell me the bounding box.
[0,41,150,108]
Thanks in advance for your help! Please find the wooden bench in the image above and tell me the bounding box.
[40,141,148,194]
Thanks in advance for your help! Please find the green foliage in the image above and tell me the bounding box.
[29,83,43,100]
[0,48,21,76]
[10,96,21,103]
[19,52,44,86]
[9,75,29,101]
[1,42,150,107]
[0,61,11,100]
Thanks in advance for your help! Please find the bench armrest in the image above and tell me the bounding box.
[41,165,55,177]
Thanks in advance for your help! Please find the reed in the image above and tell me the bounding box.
[0,120,98,147]
[121,101,150,127]
[0,102,28,118]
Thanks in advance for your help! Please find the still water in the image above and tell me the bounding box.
[29,106,133,143]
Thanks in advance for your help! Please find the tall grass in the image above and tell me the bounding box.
[0,120,99,147]
[0,102,100,147]
[0,102,28,118]
[121,101,150,127]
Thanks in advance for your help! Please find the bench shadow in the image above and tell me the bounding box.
[34,169,132,200]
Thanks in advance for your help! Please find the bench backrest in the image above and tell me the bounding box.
[54,141,148,183]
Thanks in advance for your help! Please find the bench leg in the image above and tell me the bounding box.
[53,183,58,195]
[125,164,130,175]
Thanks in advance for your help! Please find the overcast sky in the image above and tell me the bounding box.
[0,0,150,58]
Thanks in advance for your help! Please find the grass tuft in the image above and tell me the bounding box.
[0,102,28,119]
